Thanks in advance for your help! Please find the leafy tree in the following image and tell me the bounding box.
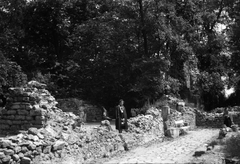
[0,0,235,111]
[0,51,27,94]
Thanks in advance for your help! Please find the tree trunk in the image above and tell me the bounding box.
[138,0,148,57]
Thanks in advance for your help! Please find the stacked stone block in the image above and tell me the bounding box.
[0,81,58,134]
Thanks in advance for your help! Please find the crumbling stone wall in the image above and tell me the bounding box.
[57,98,102,122]
[196,109,240,128]
[0,81,58,134]
[0,81,83,164]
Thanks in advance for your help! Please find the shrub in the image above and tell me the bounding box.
[224,134,240,158]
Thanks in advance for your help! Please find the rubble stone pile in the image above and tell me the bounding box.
[81,107,165,163]
[0,81,167,163]
[0,127,67,164]
[80,127,125,161]
[127,107,164,144]
[0,81,59,134]
[0,81,84,164]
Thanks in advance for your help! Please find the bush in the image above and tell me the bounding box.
[224,134,240,158]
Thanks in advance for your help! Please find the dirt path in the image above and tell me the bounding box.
[100,128,219,164]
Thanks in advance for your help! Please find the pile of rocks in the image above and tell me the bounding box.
[0,81,59,134]
[0,117,82,164]
[127,107,164,143]
[0,125,71,164]
[0,81,169,163]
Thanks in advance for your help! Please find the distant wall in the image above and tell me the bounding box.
[196,109,240,128]
[57,98,103,122]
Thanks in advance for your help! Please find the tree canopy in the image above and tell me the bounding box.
[0,0,240,111]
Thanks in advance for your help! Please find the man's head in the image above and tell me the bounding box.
[119,99,124,106]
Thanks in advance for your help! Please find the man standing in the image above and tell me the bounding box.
[223,107,234,128]
[115,99,128,133]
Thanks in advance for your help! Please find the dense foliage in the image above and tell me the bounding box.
[1,0,240,111]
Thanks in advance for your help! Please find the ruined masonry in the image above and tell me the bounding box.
[0,81,58,134]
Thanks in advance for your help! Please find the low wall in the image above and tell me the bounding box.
[196,110,240,128]
[57,98,103,122]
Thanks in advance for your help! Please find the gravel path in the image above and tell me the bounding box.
[101,128,219,164]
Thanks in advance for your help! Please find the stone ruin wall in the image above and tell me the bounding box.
[0,82,57,134]
[0,82,165,164]
[57,98,103,122]
[196,107,240,128]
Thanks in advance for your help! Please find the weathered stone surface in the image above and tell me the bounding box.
[162,105,170,121]
[21,146,29,153]
[15,115,25,120]
[101,120,111,126]
[12,154,20,161]
[28,128,38,136]
[52,141,66,151]
[10,103,21,110]
[36,133,44,140]
[146,107,160,118]
[0,140,12,148]
[12,120,22,125]
[17,110,29,115]
[20,157,31,164]
[0,124,10,130]
[18,152,24,158]
[25,116,33,120]
[14,147,21,154]
[0,152,5,159]
[35,116,45,120]
[6,120,13,125]
[1,155,11,163]
[60,132,70,141]
[28,143,36,151]
[35,146,42,154]
[7,110,17,115]
[166,128,180,138]
[6,115,15,120]
[3,149,14,156]
[24,151,32,159]
[43,146,51,154]
[28,81,47,89]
